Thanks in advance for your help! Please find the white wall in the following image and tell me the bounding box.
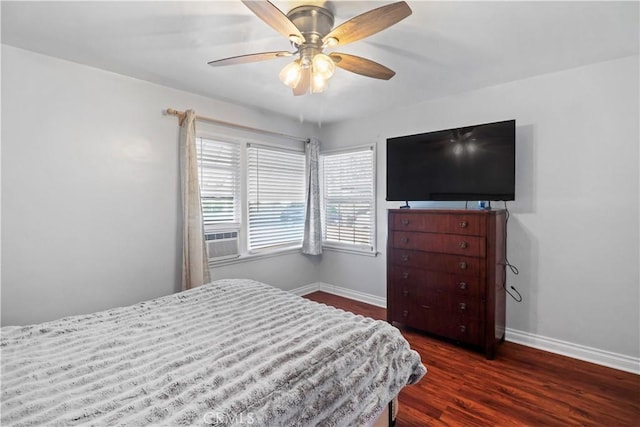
[1,45,318,326]
[211,252,322,292]
[2,44,638,367]
[318,56,640,360]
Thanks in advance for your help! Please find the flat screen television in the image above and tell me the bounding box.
[386,119,515,203]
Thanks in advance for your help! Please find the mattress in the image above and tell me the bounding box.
[1,279,426,426]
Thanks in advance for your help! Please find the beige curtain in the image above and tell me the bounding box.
[179,110,211,291]
[302,137,322,255]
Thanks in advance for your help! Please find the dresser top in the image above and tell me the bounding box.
[388,208,506,215]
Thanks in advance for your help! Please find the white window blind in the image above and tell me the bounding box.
[196,137,241,225]
[247,145,306,251]
[322,147,375,250]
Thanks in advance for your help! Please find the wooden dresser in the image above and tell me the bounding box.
[387,209,506,359]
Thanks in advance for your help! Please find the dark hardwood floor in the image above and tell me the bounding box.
[303,291,640,426]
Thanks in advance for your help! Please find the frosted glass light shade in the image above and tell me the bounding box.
[312,53,335,80]
[311,73,328,93]
[323,37,338,48]
[279,61,302,88]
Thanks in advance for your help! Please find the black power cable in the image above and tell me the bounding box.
[503,201,522,302]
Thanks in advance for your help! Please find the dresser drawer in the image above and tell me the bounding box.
[391,284,447,312]
[390,300,450,338]
[391,266,483,299]
[391,231,486,257]
[390,268,483,321]
[451,297,482,320]
[391,212,484,236]
[392,286,482,321]
[391,274,435,301]
[390,300,479,344]
[450,319,482,346]
[391,250,481,276]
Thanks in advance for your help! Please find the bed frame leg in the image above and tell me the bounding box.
[388,399,395,427]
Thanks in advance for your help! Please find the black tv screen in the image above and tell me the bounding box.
[386,120,515,202]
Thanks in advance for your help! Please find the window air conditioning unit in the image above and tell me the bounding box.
[205,230,239,261]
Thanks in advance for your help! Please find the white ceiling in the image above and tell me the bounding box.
[1,1,638,125]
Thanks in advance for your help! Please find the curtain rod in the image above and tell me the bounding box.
[165,108,309,143]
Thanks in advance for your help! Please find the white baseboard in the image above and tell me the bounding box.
[506,328,640,375]
[320,283,387,308]
[289,282,320,297]
[291,282,639,375]
[292,282,386,308]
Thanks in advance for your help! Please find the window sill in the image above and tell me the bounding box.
[208,246,302,268]
[322,245,379,257]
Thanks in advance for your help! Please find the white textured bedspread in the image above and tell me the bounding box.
[1,279,425,426]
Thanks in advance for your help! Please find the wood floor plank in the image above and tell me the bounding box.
[303,291,640,426]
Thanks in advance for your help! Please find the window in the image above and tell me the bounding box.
[196,137,241,226]
[321,146,376,253]
[247,145,306,251]
[196,135,306,261]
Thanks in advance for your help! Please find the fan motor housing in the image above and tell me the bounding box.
[287,5,335,46]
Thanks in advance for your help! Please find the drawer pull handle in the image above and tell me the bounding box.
[459,282,468,290]
[401,272,409,279]
[421,305,431,310]
[401,237,409,244]
[402,290,409,297]
[401,255,409,262]
[459,220,468,228]
[459,303,467,310]
[459,262,468,270]
[401,219,409,226]
[459,325,467,333]
[459,241,468,249]
[402,310,408,318]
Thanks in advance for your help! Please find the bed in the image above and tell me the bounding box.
[1,279,426,426]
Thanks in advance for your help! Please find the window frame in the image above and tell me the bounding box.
[195,130,306,266]
[246,143,307,254]
[196,136,242,232]
[320,144,377,256]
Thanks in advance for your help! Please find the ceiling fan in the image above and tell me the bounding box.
[208,0,412,96]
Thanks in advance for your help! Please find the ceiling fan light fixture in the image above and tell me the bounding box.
[211,1,413,95]
[312,53,335,80]
[323,37,339,48]
[288,34,304,46]
[310,73,328,93]
[279,60,302,88]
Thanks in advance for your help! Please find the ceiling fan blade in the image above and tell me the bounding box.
[242,0,305,43]
[293,68,310,96]
[208,51,293,66]
[330,53,396,80]
[322,1,412,47]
